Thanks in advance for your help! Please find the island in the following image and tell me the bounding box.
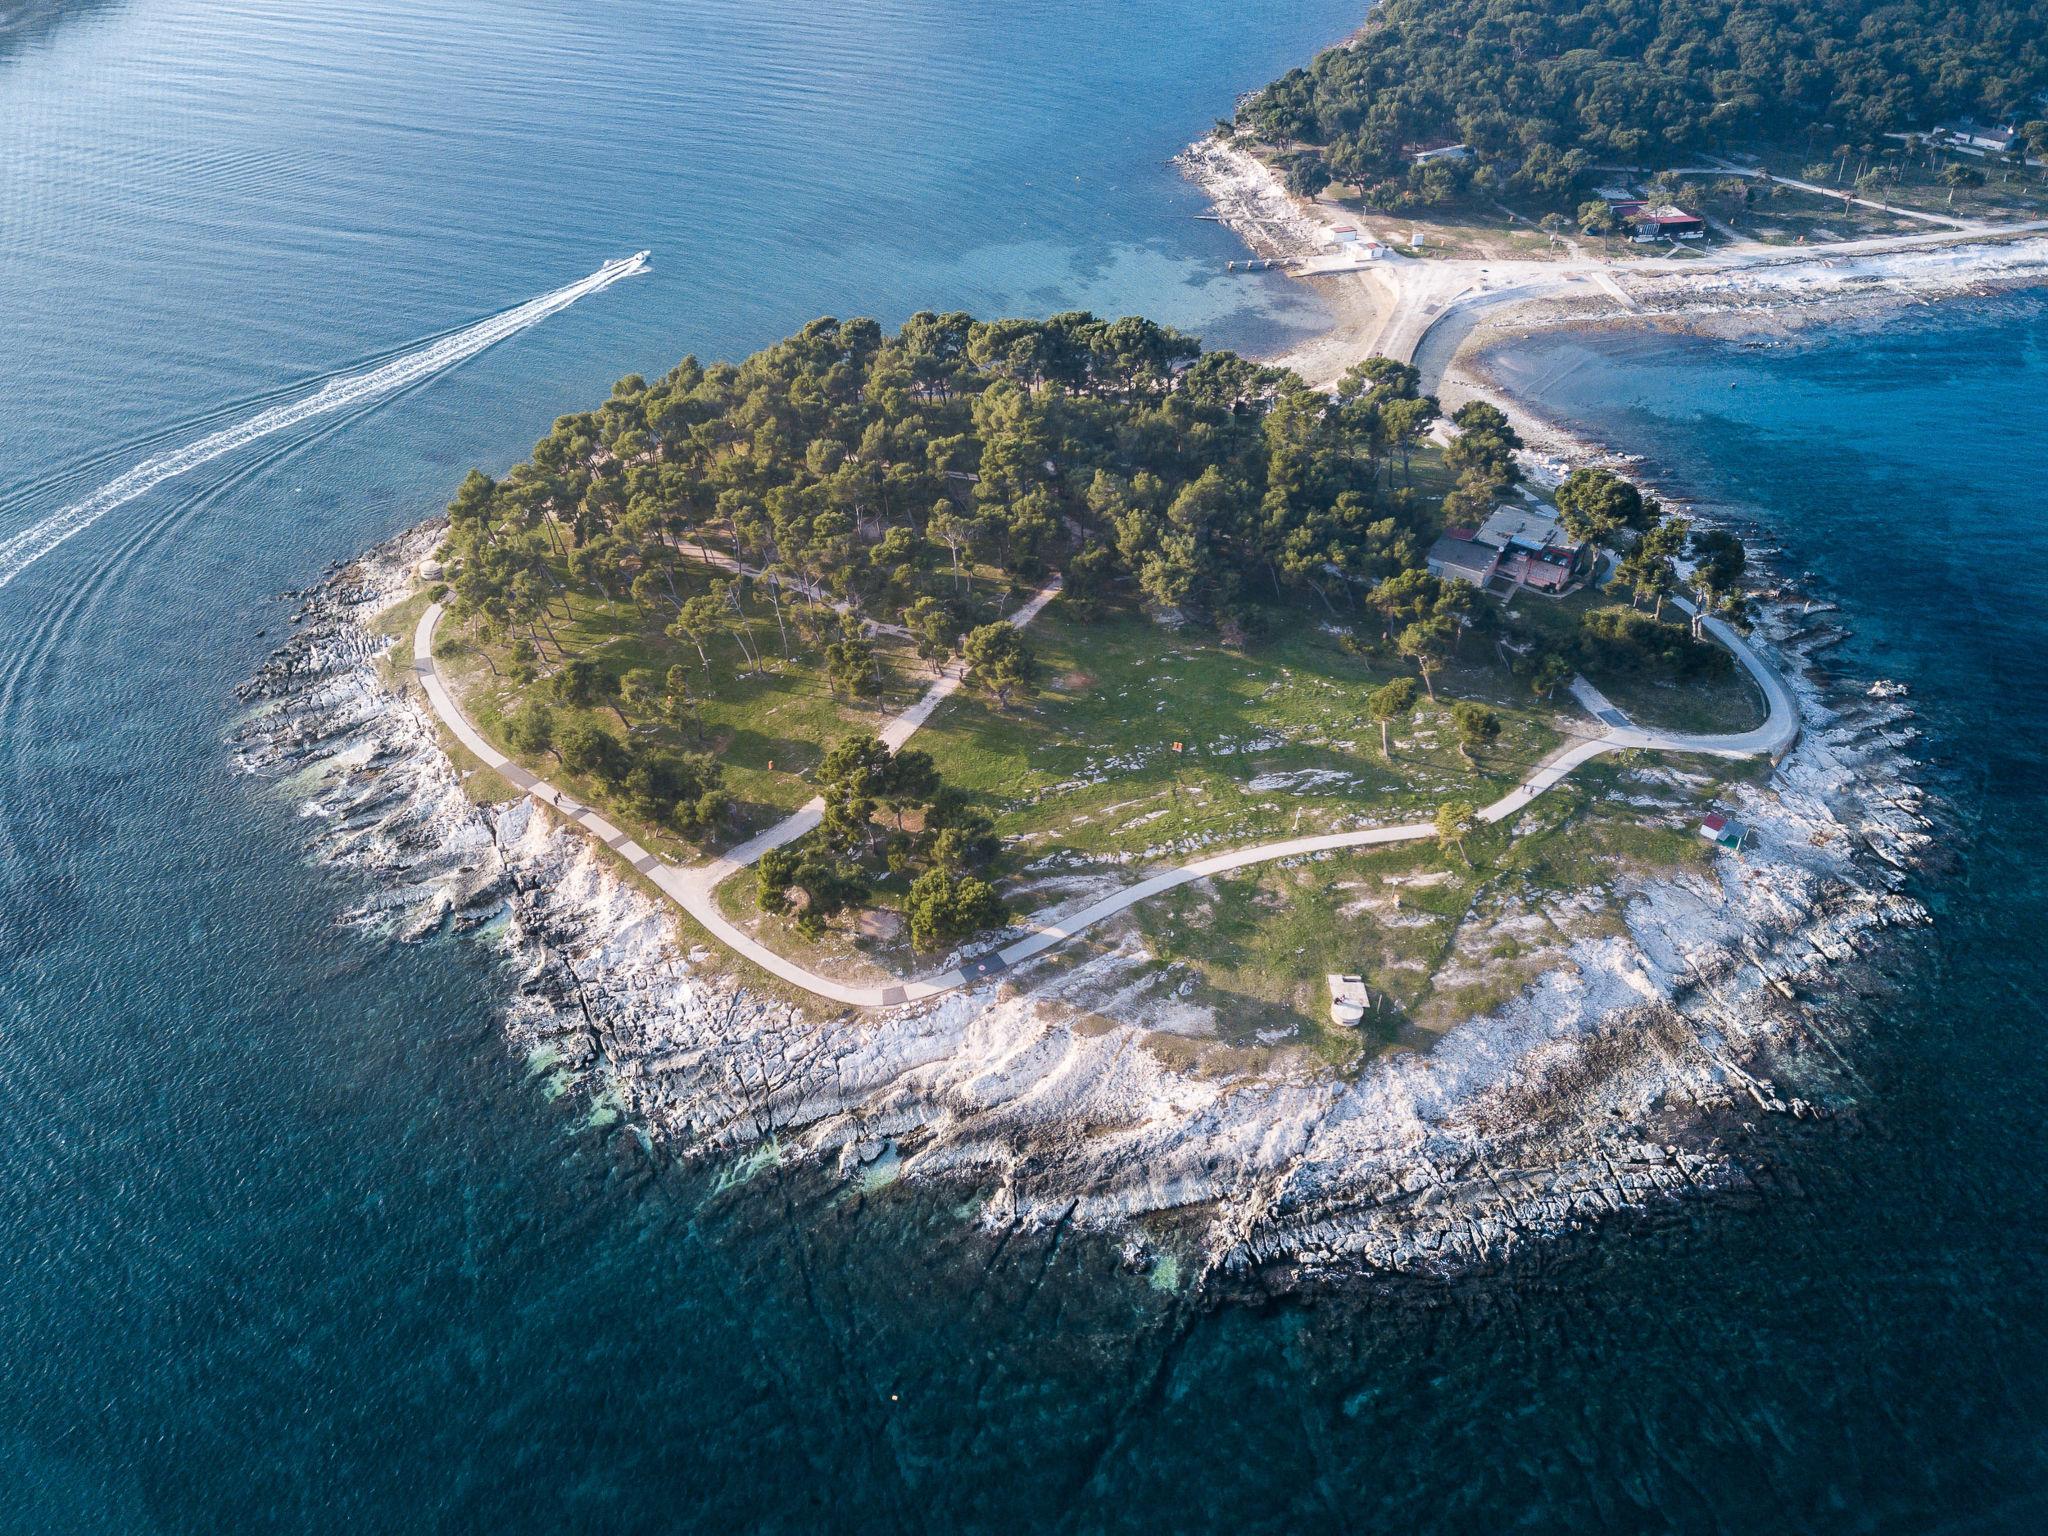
[401,314,1788,1035]
[235,2,1993,1285]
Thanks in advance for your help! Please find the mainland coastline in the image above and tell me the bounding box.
[225,76,2008,1291]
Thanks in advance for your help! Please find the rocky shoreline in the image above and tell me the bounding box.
[231,512,1931,1287]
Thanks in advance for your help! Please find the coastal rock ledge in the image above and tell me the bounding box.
[234,523,1931,1288]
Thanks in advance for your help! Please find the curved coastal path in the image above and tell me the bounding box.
[415,588,1795,1010]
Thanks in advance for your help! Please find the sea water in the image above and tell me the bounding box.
[3,0,2047,1528]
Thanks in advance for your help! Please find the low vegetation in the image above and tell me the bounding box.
[1100,758,1730,1065]
[918,605,1561,851]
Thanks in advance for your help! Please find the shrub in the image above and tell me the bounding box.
[559,720,631,785]
[1577,605,1731,679]
[905,867,1007,952]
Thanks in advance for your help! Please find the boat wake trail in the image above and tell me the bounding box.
[0,251,649,591]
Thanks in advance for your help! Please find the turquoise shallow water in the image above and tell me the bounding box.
[3,1,2048,1529]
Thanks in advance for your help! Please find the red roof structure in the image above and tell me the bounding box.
[1635,205,1706,238]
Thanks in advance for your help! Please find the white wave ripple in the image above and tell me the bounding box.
[0,251,649,591]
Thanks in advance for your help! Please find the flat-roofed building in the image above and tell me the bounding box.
[1475,505,1575,553]
[1426,526,1501,586]
[1595,186,1646,218]
[1428,505,1594,595]
[1633,205,1706,241]
[1406,140,1473,164]
[1937,119,2017,152]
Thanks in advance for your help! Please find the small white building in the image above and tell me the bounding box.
[1938,119,2017,153]
[1327,974,1372,1028]
[1316,225,1389,265]
[1698,812,1747,851]
[1408,141,1473,165]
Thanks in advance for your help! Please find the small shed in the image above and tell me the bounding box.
[1698,812,1747,851]
[1327,974,1372,1028]
[1633,205,1706,241]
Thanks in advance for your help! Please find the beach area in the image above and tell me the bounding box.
[1180,134,2048,452]
[223,132,1978,1283]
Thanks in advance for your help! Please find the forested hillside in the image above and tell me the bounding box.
[1239,0,2048,205]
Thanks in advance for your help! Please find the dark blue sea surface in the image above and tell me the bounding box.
[2,0,2046,1528]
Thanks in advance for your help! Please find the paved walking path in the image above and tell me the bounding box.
[415,580,1795,1011]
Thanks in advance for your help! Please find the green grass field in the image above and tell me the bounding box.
[434,569,944,849]
[689,594,1576,982]
[911,601,1563,876]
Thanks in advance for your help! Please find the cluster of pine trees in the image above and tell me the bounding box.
[1238,0,2048,208]
[435,311,1459,946]
[756,737,1003,950]
[442,312,1449,658]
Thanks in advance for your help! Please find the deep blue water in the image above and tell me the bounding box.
[3,1,2047,1529]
